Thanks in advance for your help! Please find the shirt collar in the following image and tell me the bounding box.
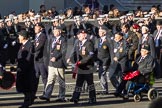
[101,36,106,41]
[81,39,87,45]
[55,36,61,41]
[36,32,41,37]
[143,34,148,38]
[22,40,28,45]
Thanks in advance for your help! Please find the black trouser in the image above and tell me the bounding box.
[72,73,96,101]
[22,92,35,106]
[34,62,48,95]
[115,61,130,94]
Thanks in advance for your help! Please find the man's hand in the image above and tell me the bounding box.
[113,57,118,62]
[66,58,70,64]
[12,41,16,46]
[0,76,3,79]
[72,72,76,79]
[50,57,56,62]
[75,61,81,66]
[36,43,39,47]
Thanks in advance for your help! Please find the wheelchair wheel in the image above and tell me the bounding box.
[148,88,159,101]
[134,94,141,102]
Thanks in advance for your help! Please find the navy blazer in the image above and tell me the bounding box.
[34,32,47,63]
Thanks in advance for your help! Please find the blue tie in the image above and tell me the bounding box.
[99,39,102,48]
[52,39,56,49]
[79,42,82,50]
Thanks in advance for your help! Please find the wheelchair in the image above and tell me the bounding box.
[124,71,159,102]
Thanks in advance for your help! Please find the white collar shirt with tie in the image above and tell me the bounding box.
[138,55,147,63]
[101,36,106,44]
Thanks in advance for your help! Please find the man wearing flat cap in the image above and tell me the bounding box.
[114,44,155,99]
[16,30,36,108]
[39,25,67,102]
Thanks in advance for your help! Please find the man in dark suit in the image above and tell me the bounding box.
[153,21,162,78]
[96,27,111,94]
[39,26,67,102]
[114,45,155,99]
[153,21,162,59]
[16,30,36,108]
[33,23,48,96]
[137,25,156,59]
[109,32,129,89]
[69,29,96,104]
[0,66,3,79]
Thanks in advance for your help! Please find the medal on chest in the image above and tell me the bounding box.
[119,47,123,52]
[56,40,61,50]
[103,45,107,49]
[82,47,86,55]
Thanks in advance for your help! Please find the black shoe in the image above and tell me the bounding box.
[88,100,97,104]
[97,90,109,95]
[69,98,78,104]
[55,98,67,102]
[114,92,123,97]
[10,67,16,72]
[19,103,30,108]
[18,105,29,108]
[123,95,129,100]
[39,96,50,102]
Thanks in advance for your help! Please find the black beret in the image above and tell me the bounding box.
[99,26,108,31]
[54,26,62,30]
[35,23,43,28]
[142,45,150,51]
[156,21,162,26]
[77,29,87,34]
[18,30,29,38]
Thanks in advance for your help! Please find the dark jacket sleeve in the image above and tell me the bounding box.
[139,58,155,75]
[117,41,129,61]
[149,36,156,59]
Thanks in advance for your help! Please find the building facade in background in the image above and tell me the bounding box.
[0,0,162,17]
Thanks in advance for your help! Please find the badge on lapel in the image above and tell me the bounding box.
[103,45,107,49]
[119,48,123,52]
[56,40,61,50]
[56,45,60,50]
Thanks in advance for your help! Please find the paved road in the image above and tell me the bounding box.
[0,72,162,108]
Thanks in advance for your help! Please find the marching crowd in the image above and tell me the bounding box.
[0,3,162,108]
